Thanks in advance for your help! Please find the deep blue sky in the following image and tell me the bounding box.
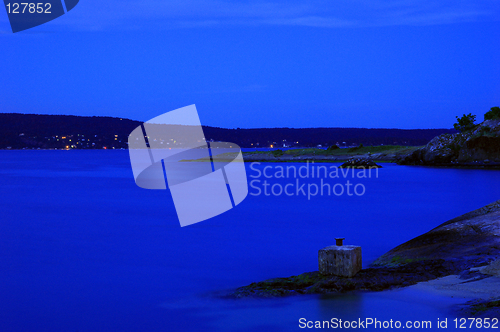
[1,0,499,129]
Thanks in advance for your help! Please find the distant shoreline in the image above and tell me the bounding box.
[0,113,455,150]
[3,147,500,169]
[242,145,417,163]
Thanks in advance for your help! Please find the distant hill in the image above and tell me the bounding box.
[0,113,456,149]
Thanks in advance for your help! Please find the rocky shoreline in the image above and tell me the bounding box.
[227,200,500,316]
[242,119,500,169]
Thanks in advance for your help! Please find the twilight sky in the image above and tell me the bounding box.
[1,0,499,129]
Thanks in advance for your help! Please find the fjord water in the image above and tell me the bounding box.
[0,150,499,331]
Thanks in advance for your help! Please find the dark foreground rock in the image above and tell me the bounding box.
[231,259,464,298]
[458,298,500,318]
[228,200,500,309]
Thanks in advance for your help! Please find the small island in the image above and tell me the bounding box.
[339,158,382,169]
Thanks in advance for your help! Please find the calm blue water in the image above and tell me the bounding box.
[0,151,499,331]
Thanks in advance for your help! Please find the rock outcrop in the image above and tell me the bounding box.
[397,119,500,166]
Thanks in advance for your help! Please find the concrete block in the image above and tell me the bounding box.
[318,245,362,277]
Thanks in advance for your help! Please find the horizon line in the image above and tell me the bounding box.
[0,112,456,131]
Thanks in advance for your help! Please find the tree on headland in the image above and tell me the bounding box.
[484,106,500,121]
[453,113,476,132]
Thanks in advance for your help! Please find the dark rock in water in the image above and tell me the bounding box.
[340,158,382,168]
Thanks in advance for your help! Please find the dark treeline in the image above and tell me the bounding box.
[202,127,456,148]
[0,113,455,149]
